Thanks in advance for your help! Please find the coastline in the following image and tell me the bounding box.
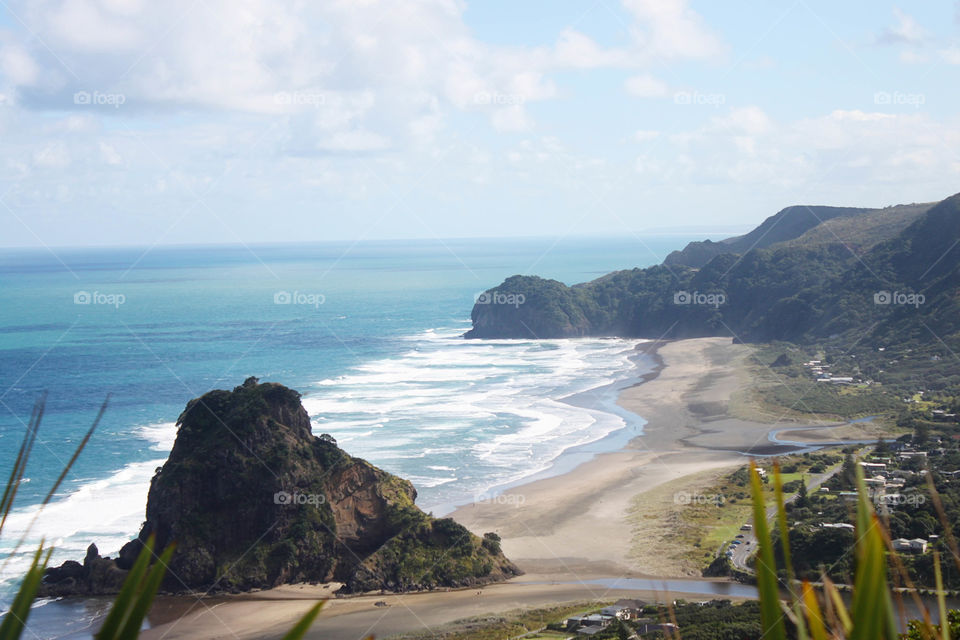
[138,337,876,639]
[461,340,662,509]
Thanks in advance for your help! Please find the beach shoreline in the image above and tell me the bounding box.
[137,337,876,639]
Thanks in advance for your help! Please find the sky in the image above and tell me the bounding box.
[0,0,959,248]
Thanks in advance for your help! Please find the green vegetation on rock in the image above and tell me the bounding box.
[41,377,520,596]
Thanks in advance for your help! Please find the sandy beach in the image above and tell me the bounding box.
[142,337,864,640]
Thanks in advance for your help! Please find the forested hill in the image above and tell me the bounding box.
[464,192,959,351]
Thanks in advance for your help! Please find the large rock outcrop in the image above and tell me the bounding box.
[41,378,520,595]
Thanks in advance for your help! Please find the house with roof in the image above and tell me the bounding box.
[600,600,646,620]
[634,620,678,634]
[892,538,928,553]
[566,614,609,632]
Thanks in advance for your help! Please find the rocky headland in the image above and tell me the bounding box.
[40,378,519,596]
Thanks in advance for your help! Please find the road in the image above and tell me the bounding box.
[728,463,843,572]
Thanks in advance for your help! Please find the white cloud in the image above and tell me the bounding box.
[491,105,532,132]
[32,141,70,168]
[899,49,928,64]
[941,45,960,64]
[634,129,660,142]
[0,43,40,85]
[0,0,726,141]
[624,73,669,97]
[634,107,960,193]
[317,130,391,153]
[708,106,773,135]
[877,8,929,46]
[622,0,727,60]
[554,29,630,69]
[98,140,122,165]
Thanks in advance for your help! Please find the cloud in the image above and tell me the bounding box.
[708,106,773,135]
[877,8,928,46]
[634,129,660,142]
[491,105,533,132]
[634,106,959,194]
[554,29,631,69]
[624,73,669,97]
[0,43,40,85]
[941,45,960,64]
[32,141,70,168]
[98,140,122,165]
[622,0,727,60]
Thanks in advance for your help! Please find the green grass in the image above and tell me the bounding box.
[390,603,607,640]
[674,454,843,571]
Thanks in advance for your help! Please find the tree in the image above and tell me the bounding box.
[875,437,890,455]
[612,618,631,640]
[795,477,810,509]
[841,453,858,487]
[915,422,930,447]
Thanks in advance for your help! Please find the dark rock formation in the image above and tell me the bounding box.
[39,544,127,597]
[41,378,520,596]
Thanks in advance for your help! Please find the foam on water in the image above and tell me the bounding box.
[1,328,647,598]
[302,326,647,512]
[0,422,177,595]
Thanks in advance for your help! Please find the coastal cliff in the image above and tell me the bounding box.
[465,192,960,345]
[40,378,519,596]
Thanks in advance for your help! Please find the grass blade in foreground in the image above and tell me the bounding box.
[750,460,786,640]
[95,535,157,639]
[849,466,897,640]
[0,545,51,640]
[280,602,325,640]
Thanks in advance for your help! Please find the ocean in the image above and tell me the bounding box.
[0,235,690,620]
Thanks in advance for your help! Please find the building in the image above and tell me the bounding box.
[892,538,928,553]
[600,606,632,621]
[567,614,609,631]
[607,599,646,620]
[576,626,606,636]
[635,619,678,634]
[899,451,927,459]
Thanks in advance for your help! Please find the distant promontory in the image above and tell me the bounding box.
[465,194,958,347]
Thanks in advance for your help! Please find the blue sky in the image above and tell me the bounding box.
[0,0,958,247]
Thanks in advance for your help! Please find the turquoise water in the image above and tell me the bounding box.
[0,236,690,604]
